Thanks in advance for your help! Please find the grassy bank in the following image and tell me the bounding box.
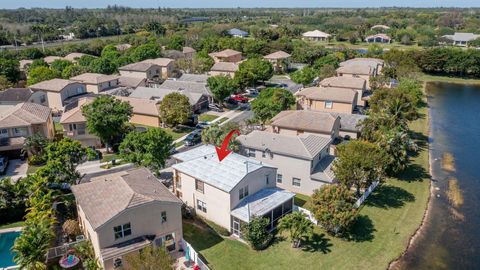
[184,106,431,269]
[420,74,480,85]
[0,221,24,230]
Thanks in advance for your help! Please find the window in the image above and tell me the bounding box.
[0,129,8,138]
[276,174,282,183]
[248,149,256,157]
[195,179,204,193]
[197,200,207,213]
[325,101,333,109]
[292,178,301,187]
[40,95,46,103]
[239,186,249,200]
[262,151,266,158]
[13,127,28,136]
[113,223,132,240]
[266,175,270,185]
[69,124,76,131]
[161,211,167,223]
[113,258,122,268]
[77,124,86,135]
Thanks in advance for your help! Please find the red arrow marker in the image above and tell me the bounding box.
[215,129,240,162]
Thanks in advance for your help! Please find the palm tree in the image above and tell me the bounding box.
[13,220,54,270]
[278,212,314,248]
[22,134,48,157]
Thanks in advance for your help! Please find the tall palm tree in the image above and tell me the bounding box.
[278,212,314,248]
[22,134,48,157]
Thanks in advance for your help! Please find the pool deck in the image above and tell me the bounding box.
[0,227,22,234]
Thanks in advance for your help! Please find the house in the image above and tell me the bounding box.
[327,112,367,139]
[64,52,91,63]
[29,79,88,111]
[141,58,175,79]
[264,51,291,73]
[43,56,63,64]
[320,76,367,106]
[182,47,196,59]
[0,88,47,106]
[269,110,340,139]
[237,131,336,195]
[296,86,358,114]
[302,30,331,42]
[228,28,249,38]
[71,167,183,270]
[59,97,101,148]
[339,58,384,77]
[365,33,391,44]
[0,102,54,156]
[116,96,161,127]
[209,62,239,78]
[172,145,295,237]
[129,87,209,113]
[118,76,147,89]
[442,32,480,47]
[159,79,214,103]
[70,73,120,94]
[118,62,162,81]
[208,49,242,63]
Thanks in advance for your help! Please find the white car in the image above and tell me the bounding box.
[245,89,259,96]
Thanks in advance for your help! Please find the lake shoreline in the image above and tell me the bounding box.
[387,82,433,270]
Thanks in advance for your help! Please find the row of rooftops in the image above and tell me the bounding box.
[0,102,52,128]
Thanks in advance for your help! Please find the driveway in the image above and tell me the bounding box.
[268,76,303,94]
[1,159,28,181]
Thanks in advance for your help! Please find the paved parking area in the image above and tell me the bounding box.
[1,159,28,180]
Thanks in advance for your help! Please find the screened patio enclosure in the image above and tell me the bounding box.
[230,188,295,237]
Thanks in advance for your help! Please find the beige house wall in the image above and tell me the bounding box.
[161,63,174,79]
[337,73,371,90]
[119,66,161,80]
[78,201,183,270]
[229,167,276,210]
[129,114,161,128]
[61,122,102,148]
[306,99,355,114]
[271,118,340,139]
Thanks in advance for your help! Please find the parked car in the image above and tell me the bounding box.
[208,103,224,112]
[245,89,259,96]
[231,94,249,103]
[184,130,202,146]
[225,97,239,105]
[0,156,9,175]
[195,121,210,130]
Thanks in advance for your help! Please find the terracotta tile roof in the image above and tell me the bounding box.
[320,76,366,90]
[210,62,239,72]
[119,62,157,72]
[270,110,338,134]
[29,79,80,92]
[70,73,120,85]
[264,50,291,60]
[116,96,159,116]
[297,86,358,103]
[71,167,181,230]
[141,58,174,67]
[209,49,242,58]
[0,102,51,128]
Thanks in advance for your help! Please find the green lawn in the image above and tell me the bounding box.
[324,40,422,50]
[199,114,219,122]
[0,221,24,230]
[26,164,43,174]
[131,124,191,141]
[183,102,430,270]
[101,153,121,163]
[420,74,480,85]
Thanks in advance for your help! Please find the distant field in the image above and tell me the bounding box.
[420,74,480,85]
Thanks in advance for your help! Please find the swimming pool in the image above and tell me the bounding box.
[0,231,20,268]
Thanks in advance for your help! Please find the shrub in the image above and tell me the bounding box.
[241,216,273,250]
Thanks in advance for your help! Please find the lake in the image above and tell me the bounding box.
[395,82,480,269]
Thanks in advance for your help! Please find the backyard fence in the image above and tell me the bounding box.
[293,205,318,225]
[182,240,211,270]
[45,238,85,261]
[354,181,380,208]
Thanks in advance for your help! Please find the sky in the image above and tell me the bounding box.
[1,0,479,9]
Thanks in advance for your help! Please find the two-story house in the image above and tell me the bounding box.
[320,76,367,107]
[0,88,47,107]
[264,51,291,73]
[172,145,294,237]
[60,97,102,148]
[208,62,239,78]
[70,73,121,94]
[116,96,161,128]
[296,86,358,114]
[237,131,336,195]
[129,87,209,113]
[337,58,385,89]
[0,102,54,156]
[29,79,88,112]
[208,49,242,63]
[140,58,175,79]
[269,110,340,139]
[118,62,162,81]
[71,168,183,270]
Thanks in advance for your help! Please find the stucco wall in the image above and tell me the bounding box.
[308,99,355,114]
[129,114,161,128]
[208,70,235,78]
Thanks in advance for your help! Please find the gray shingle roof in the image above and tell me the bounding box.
[159,80,212,96]
[119,62,157,72]
[118,76,145,88]
[237,130,331,160]
[310,155,336,183]
[228,28,248,37]
[71,167,181,230]
[178,74,209,83]
[129,87,204,105]
[0,88,33,103]
[231,188,295,222]
[328,112,367,132]
[172,145,275,192]
[29,79,80,92]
